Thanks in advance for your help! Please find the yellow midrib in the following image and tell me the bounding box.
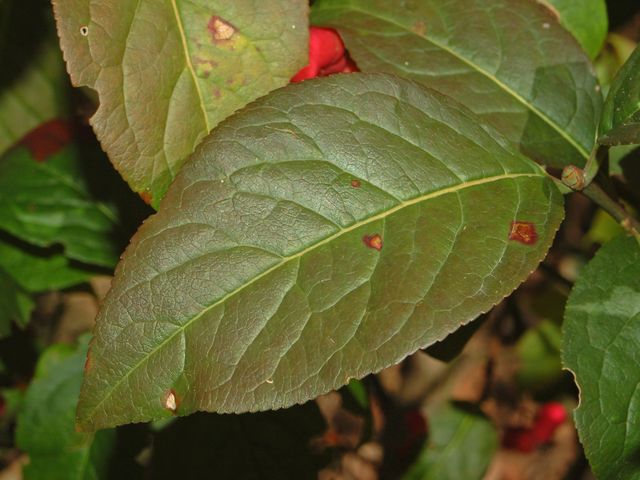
[170,0,210,132]
[81,171,542,427]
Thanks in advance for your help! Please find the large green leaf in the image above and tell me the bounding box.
[0,268,33,339]
[539,0,607,59]
[77,74,564,431]
[0,0,70,156]
[0,146,120,268]
[311,0,601,168]
[150,404,328,479]
[16,338,116,480]
[0,236,91,293]
[403,403,498,480]
[53,0,308,208]
[563,235,640,479]
[599,46,640,146]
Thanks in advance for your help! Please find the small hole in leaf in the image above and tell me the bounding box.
[80,25,89,36]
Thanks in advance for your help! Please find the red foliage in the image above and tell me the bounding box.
[19,119,75,162]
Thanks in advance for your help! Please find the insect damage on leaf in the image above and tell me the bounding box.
[208,16,236,42]
[509,221,538,245]
[363,234,383,251]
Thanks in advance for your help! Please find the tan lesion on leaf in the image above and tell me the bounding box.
[412,20,426,36]
[163,389,179,414]
[208,16,236,43]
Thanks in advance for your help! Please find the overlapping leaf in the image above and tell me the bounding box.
[599,46,640,146]
[16,338,116,480]
[0,268,33,339]
[53,0,308,207]
[0,146,120,268]
[403,403,498,480]
[563,235,640,479]
[311,0,601,168]
[77,74,564,431]
[539,0,607,59]
[0,237,91,293]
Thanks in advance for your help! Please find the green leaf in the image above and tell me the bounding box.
[599,46,640,146]
[52,0,309,208]
[563,235,640,479]
[77,74,564,431]
[311,0,601,168]
[403,403,498,480]
[16,338,116,480]
[538,0,607,59]
[0,235,92,292]
[0,146,121,268]
[150,404,328,479]
[0,268,33,339]
[516,319,564,392]
[0,0,70,156]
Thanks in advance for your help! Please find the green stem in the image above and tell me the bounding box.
[582,182,640,240]
[560,165,640,240]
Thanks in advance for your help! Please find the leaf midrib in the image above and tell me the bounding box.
[318,5,590,159]
[82,171,542,427]
[170,0,210,133]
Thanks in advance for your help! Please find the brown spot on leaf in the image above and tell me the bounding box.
[139,191,153,205]
[509,221,538,245]
[83,351,93,373]
[193,58,217,78]
[412,20,426,35]
[164,389,179,414]
[208,16,236,43]
[351,179,361,188]
[363,234,383,251]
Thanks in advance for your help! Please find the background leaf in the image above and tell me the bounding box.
[311,0,601,168]
[16,338,116,480]
[77,74,564,431]
[0,145,121,268]
[52,0,309,207]
[0,0,70,156]
[599,45,640,146]
[403,403,498,480]
[0,269,33,339]
[0,235,92,293]
[150,404,328,480]
[538,0,608,60]
[563,235,640,479]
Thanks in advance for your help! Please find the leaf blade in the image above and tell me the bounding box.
[52,0,308,207]
[599,45,640,146]
[0,146,120,268]
[311,0,601,167]
[16,338,116,480]
[538,0,608,59]
[563,235,640,479]
[77,74,564,431]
